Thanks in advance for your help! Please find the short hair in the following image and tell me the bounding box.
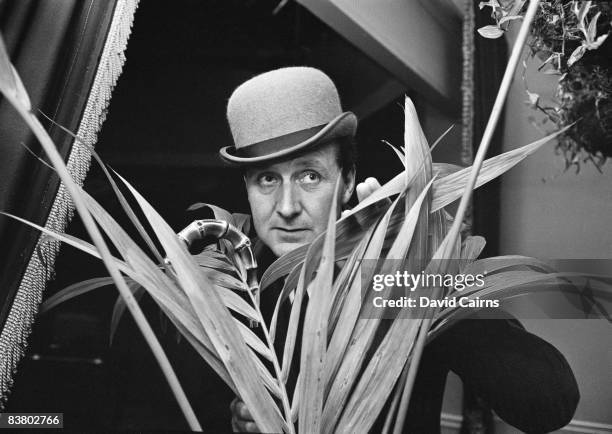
[334,135,358,180]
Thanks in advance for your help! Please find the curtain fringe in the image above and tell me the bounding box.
[460,0,475,237]
[461,0,475,167]
[0,0,140,407]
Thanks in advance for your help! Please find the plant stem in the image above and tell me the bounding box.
[253,299,295,434]
[392,1,541,433]
[238,258,295,434]
[7,98,201,431]
[381,363,407,434]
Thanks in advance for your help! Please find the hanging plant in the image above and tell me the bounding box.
[478,0,612,172]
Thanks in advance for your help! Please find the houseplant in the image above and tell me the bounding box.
[1,1,611,431]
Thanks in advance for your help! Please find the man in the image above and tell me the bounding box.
[219,66,359,258]
[213,67,578,433]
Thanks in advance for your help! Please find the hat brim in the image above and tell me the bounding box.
[219,112,357,165]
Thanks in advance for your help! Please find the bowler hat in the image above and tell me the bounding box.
[219,67,357,165]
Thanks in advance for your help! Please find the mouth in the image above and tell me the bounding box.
[273,227,311,241]
[274,227,309,233]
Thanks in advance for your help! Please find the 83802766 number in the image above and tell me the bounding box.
[0,413,63,428]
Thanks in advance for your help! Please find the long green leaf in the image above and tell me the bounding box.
[0,36,16,96]
[345,125,571,220]
[279,255,309,383]
[269,262,302,343]
[187,202,233,223]
[298,179,340,434]
[333,179,435,432]
[432,162,463,178]
[96,161,164,265]
[383,208,449,430]
[0,39,30,110]
[40,277,121,314]
[430,271,612,340]
[463,255,555,276]
[431,125,571,211]
[458,236,486,272]
[110,281,145,345]
[322,224,377,399]
[321,194,402,432]
[327,223,376,335]
[382,97,435,433]
[0,212,129,275]
[321,185,416,431]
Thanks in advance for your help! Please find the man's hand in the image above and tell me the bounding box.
[230,397,259,433]
[342,177,383,217]
[356,177,382,203]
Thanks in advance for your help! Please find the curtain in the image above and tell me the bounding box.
[0,0,138,407]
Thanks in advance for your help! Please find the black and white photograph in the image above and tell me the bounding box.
[0,0,611,432]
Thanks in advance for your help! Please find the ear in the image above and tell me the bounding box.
[341,166,356,206]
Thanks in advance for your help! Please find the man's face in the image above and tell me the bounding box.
[244,142,355,257]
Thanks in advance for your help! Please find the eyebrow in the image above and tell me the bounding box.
[291,157,326,169]
[247,157,328,175]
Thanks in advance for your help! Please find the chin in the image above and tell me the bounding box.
[270,241,306,258]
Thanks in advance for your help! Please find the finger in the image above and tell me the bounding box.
[364,178,391,209]
[230,397,242,417]
[232,416,259,433]
[232,416,247,432]
[365,177,381,192]
[356,178,382,203]
[244,421,259,432]
[235,401,253,420]
[356,182,371,202]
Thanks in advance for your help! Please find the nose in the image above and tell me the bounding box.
[276,182,302,220]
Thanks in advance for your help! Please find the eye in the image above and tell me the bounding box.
[298,171,321,185]
[257,173,279,187]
